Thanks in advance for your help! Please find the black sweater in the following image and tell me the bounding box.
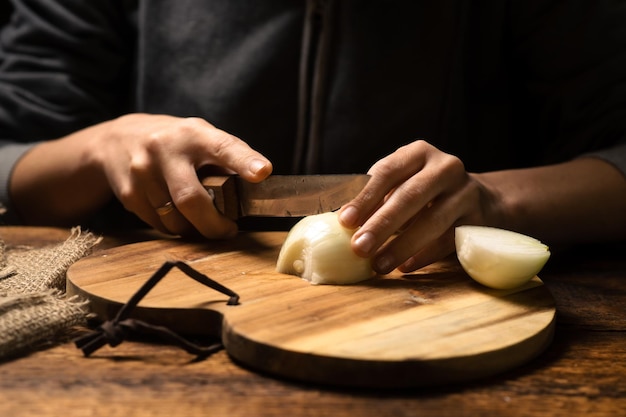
[1,0,625,226]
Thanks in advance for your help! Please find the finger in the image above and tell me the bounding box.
[372,203,450,274]
[127,197,173,235]
[397,229,456,273]
[339,142,429,229]
[165,162,238,239]
[351,145,466,260]
[191,119,273,182]
[109,168,175,235]
[130,163,194,236]
[153,200,197,236]
[371,181,473,274]
[142,189,193,237]
[349,167,444,259]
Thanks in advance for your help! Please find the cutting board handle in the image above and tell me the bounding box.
[75,260,240,357]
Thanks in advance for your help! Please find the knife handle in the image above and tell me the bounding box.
[201,176,239,220]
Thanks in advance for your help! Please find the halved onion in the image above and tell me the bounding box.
[276,211,375,285]
[455,225,551,290]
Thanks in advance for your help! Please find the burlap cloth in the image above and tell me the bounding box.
[0,228,101,360]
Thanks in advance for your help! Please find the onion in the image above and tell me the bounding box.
[455,225,551,289]
[276,211,375,285]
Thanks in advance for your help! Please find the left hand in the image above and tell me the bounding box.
[338,140,500,274]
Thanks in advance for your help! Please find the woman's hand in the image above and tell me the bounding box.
[339,139,626,275]
[92,114,273,237]
[11,113,273,238]
[338,140,500,274]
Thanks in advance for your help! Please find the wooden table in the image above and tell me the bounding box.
[1,227,624,417]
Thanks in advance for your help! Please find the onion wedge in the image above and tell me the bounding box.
[455,225,551,289]
[276,212,375,285]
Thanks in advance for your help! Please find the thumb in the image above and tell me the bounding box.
[243,157,273,183]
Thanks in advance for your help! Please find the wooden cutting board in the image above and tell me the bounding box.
[66,232,556,388]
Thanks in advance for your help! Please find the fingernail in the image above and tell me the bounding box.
[339,205,358,228]
[354,231,375,256]
[374,254,394,274]
[250,159,269,176]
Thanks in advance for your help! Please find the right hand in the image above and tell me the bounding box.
[90,113,272,238]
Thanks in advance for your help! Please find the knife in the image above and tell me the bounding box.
[201,175,369,220]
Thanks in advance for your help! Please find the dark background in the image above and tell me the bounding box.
[1,1,12,26]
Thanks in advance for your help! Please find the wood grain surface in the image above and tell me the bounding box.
[66,232,556,388]
[1,227,624,417]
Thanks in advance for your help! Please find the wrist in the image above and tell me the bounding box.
[11,126,112,225]
[469,171,523,232]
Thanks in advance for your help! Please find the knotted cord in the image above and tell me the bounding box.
[75,260,239,357]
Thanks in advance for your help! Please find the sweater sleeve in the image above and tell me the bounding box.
[0,141,35,223]
[0,0,135,223]
[583,140,626,178]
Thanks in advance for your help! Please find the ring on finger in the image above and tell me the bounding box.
[155,201,176,216]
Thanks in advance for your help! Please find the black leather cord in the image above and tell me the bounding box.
[75,260,239,357]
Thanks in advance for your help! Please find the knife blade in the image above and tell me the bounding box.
[201,175,369,220]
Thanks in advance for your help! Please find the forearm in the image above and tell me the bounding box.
[9,124,113,226]
[474,157,626,244]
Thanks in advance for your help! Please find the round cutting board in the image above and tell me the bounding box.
[66,232,556,388]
